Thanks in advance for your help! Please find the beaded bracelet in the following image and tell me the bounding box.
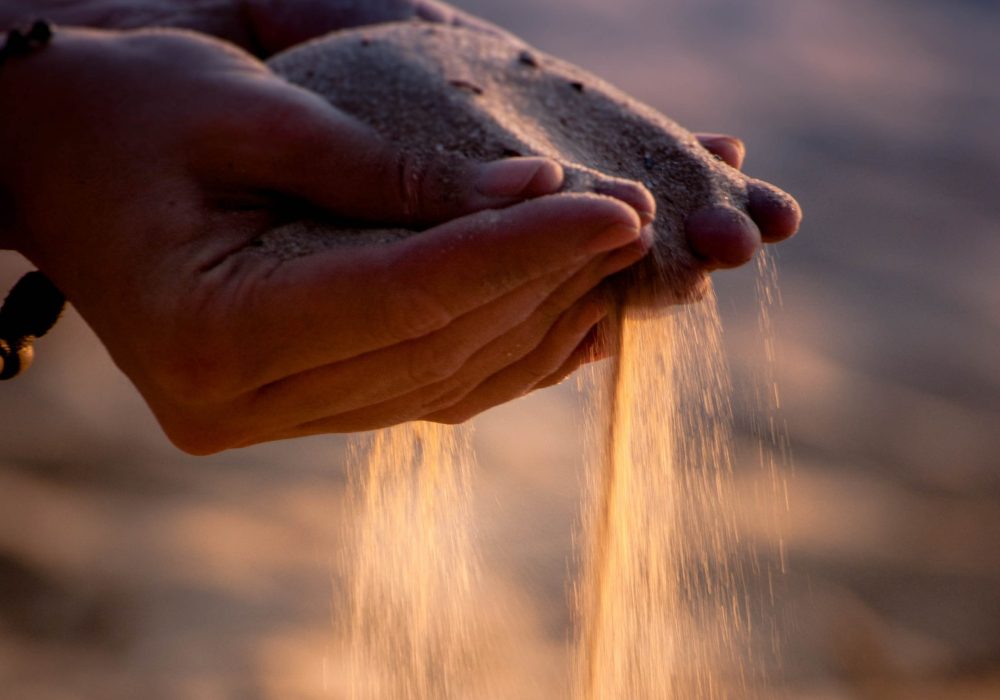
[0,20,65,380]
[0,272,65,379]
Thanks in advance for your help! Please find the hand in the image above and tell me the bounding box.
[414,132,759,422]
[0,0,504,55]
[0,27,651,453]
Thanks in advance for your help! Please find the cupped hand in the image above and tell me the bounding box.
[0,27,650,453]
[409,131,777,424]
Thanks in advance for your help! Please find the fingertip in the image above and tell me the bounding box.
[598,223,655,276]
[583,202,644,255]
[593,178,657,225]
[474,157,564,199]
[685,206,761,269]
[748,181,803,242]
[524,158,565,196]
[696,133,746,169]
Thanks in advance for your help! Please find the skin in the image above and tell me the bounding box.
[0,3,799,454]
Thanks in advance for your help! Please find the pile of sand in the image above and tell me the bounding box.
[264,21,767,300]
[263,23,770,698]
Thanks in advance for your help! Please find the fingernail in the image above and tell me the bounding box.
[475,158,564,198]
[587,221,642,255]
[685,206,760,268]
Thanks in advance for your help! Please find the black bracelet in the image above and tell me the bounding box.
[0,20,64,381]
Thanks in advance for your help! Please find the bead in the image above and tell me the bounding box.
[0,338,33,381]
[0,271,65,339]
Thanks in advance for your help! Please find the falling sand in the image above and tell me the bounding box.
[266,22,786,698]
[576,287,753,699]
[342,422,483,699]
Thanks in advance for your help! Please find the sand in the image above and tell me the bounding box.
[265,22,766,698]
[264,21,764,301]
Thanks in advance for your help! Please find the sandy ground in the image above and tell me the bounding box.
[2,0,998,697]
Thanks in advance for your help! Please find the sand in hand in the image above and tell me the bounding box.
[265,21,797,303]
[265,22,788,699]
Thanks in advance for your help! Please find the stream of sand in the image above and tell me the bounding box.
[341,259,782,699]
[264,22,788,700]
[575,285,751,699]
[342,422,483,699]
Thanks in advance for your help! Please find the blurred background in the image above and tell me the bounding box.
[1,0,997,697]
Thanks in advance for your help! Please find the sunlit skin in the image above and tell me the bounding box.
[0,2,800,454]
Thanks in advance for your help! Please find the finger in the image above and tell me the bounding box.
[684,205,762,269]
[228,231,649,443]
[218,81,564,225]
[227,194,643,389]
[236,230,648,438]
[242,257,593,432]
[220,270,582,446]
[696,133,746,169]
[531,321,609,392]
[424,291,611,424]
[259,291,611,440]
[746,178,803,242]
[300,231,649,427]
[592,177,656,225]
[411,233,648,411]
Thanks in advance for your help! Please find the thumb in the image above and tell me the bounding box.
[235,82,564,225]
